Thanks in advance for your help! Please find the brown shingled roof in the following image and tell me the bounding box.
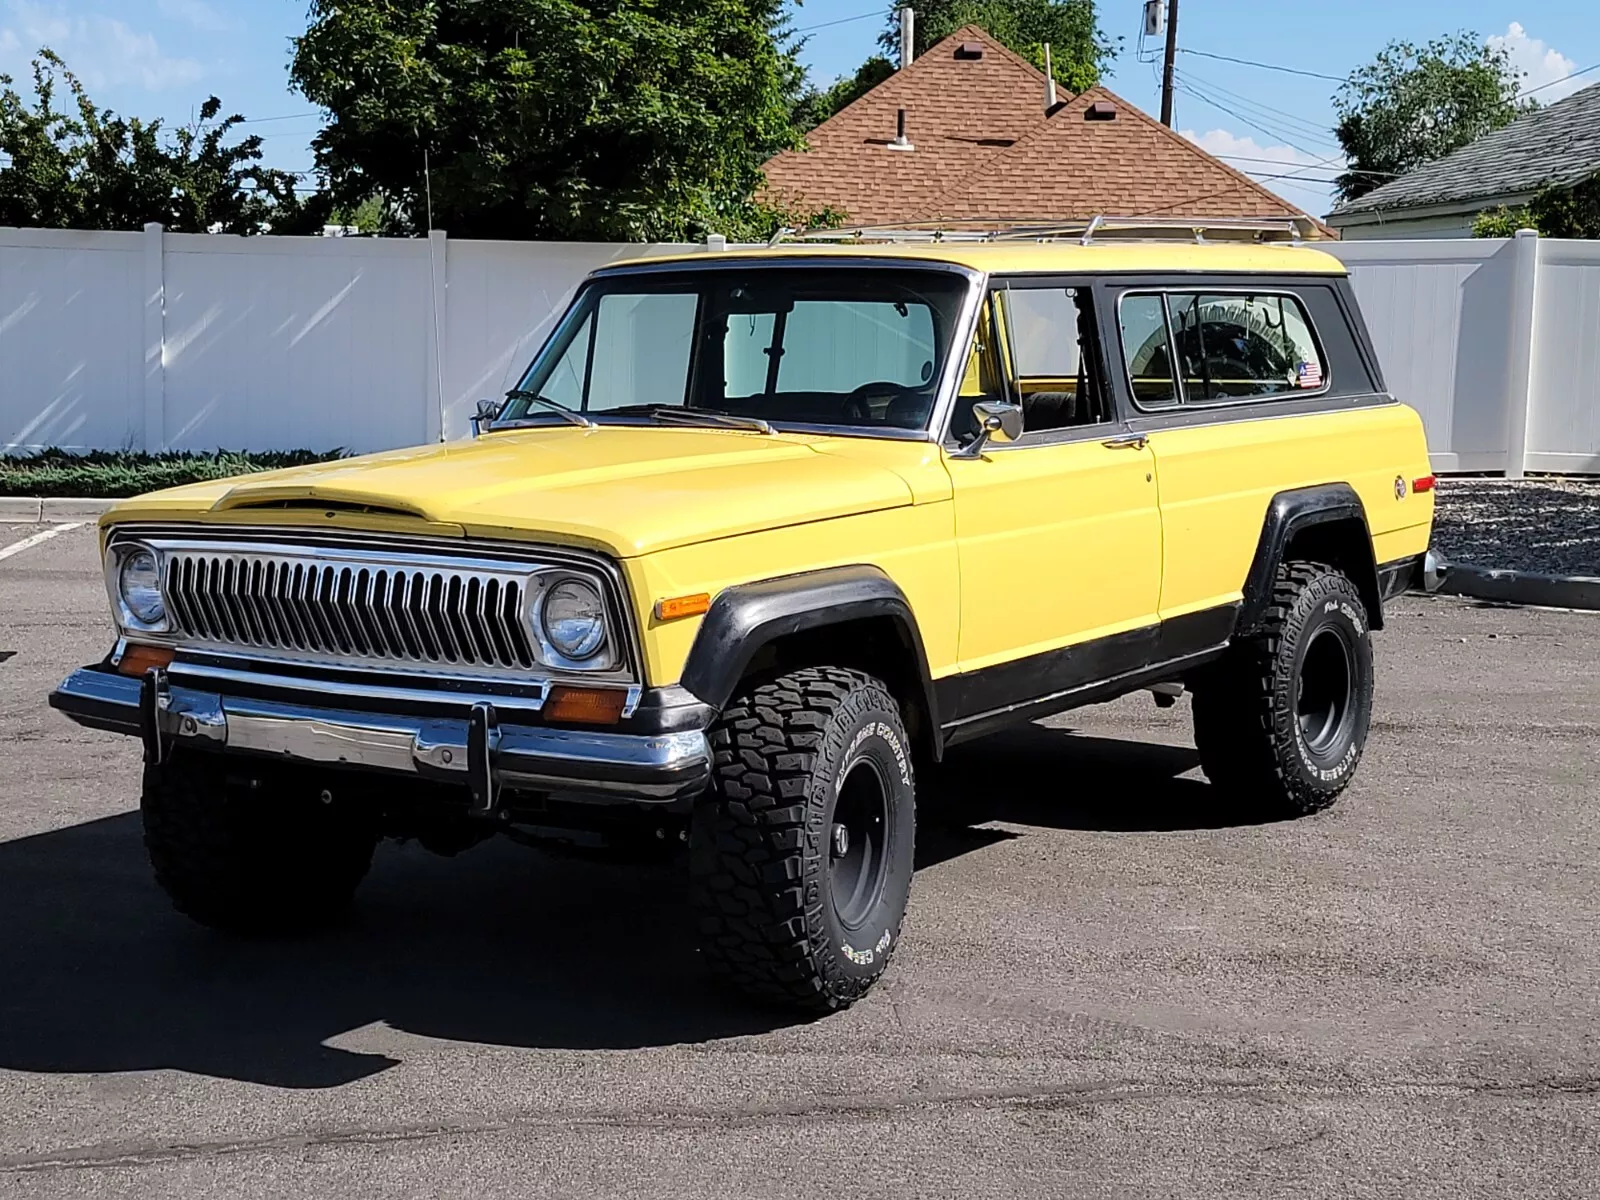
[763,24,1319,232]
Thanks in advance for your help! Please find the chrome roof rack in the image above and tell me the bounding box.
[783,214,1319,246]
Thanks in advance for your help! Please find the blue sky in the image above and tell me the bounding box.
[0,1,1594,216]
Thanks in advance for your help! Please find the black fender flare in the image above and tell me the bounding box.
[1238,483,1384,635]
[679,565,940,751]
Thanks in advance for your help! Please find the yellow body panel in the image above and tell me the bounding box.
[103,426,924,558]
[101,241,1431,703]
[1149,405,1434,619]
[629,501,959,688]
[944,441,1161,671]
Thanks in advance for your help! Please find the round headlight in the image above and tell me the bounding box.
[118,548,166,627]
[541,578,606,661]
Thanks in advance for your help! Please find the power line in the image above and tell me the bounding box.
[1178,47,1350,84]
[1176,72,1343,154]
[235,112,322,125]
[1523,61,1600,97]
[1174,78,1334,160]
[1181,44,1600,100]
[1211,153,1403,180]
[1175,68,1341,144]
[790,9,881,35]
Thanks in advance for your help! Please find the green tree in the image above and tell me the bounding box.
[1474,176,1600,239]
[290,0,811,241]
[1333,32,1531,203]
[878,0,1114,93]
[0,50,324,234]
[793,56,894,133]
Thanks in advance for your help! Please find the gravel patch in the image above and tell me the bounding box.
[1431,477,1600,577]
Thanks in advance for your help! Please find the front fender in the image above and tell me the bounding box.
[679,565,938,742]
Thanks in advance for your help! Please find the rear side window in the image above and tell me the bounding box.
[1169,293,1324,400]
[1118,294,1179,407]
[1117,288,1331,409]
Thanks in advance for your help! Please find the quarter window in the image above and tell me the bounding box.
[1118,294,1179,408]
[1168,292,1325,401]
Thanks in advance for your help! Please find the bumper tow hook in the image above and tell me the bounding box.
[138,668,170,766]
[467,701,502,815]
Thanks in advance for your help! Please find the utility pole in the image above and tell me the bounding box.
[1159,0,1179,127]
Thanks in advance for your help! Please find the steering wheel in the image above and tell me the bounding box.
[845,380,910,423]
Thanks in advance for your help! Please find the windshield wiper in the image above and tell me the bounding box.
[502,389,596,429]
[605,404,773,435]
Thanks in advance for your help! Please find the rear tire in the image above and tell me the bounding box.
[691,667,916,1011]
[142,754,379,933]
[1192,561,1374,818]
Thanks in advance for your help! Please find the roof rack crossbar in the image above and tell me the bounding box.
[781,214,1318,246]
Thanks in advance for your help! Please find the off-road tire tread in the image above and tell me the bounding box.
[692,666,907,1012]
[1193,560,1368,818]
[142,755,377,933]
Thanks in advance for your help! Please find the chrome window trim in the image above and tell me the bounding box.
[1114,286,1333,413]
[938,274,1124,449]
[495,258,988,446]
[104,524,643,688]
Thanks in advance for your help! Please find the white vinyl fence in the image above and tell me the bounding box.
[0,225,710,455]
[1327,232,1600,476]
[2,224,1598,474]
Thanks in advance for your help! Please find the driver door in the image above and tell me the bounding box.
[940,281,1163,723]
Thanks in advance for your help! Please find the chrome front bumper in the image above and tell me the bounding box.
[49,667,711,803]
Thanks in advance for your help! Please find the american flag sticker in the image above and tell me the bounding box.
[1297,360,1324,389]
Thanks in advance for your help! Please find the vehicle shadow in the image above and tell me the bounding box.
[925,723,1268,835]
[0,727,1249,1089]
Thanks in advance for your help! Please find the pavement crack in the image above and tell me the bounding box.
[11,1072,1592,1176]
[0,1080,1204,1174]
[1253,1127,1330,1155]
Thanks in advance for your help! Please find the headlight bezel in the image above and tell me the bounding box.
[105,540,171,634]
[532,574,612,669]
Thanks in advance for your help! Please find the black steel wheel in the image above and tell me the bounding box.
[691,666,916,1011]
[1193,561,1375,817]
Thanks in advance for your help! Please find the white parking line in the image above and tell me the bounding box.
[0,522,86,563]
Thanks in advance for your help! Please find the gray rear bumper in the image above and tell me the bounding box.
[50,667,711,803]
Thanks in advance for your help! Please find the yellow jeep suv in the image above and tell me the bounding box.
[52,219,1434,1012]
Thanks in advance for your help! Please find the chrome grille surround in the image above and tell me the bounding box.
[103,527,637,686]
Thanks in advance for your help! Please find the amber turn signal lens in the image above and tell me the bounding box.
[116,643,175,677]
[654,593,711,621]
[544,685,628,726]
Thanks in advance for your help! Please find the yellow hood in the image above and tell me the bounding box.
[104,426,926,557]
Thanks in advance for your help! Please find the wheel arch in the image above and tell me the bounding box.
[1239,484,1384,635]
[679,565,943,761]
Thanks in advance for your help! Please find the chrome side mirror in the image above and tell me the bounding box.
[470,398,501,438]
[951,400,1024,458]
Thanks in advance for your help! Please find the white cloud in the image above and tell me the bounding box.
[1182,128,1332,173]
[1488,22,1584,101]
[1182,128,1345,209]
[0,2,204,91]
[156,0,237,34]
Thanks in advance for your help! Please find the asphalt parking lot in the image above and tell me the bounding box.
[2,522,1598,1199]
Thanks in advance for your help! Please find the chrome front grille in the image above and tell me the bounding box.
[164,551,538,671]
[109,531,635,683]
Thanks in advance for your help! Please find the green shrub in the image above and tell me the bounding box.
[0,448,349,498]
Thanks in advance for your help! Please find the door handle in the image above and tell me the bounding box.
[1102,433,1148,450]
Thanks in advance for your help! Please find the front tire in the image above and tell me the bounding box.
[142,754,379,933]
[1192,561,1374,817]
[692,667,916,1011]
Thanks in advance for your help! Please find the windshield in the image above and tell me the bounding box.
[502,267,970,432]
